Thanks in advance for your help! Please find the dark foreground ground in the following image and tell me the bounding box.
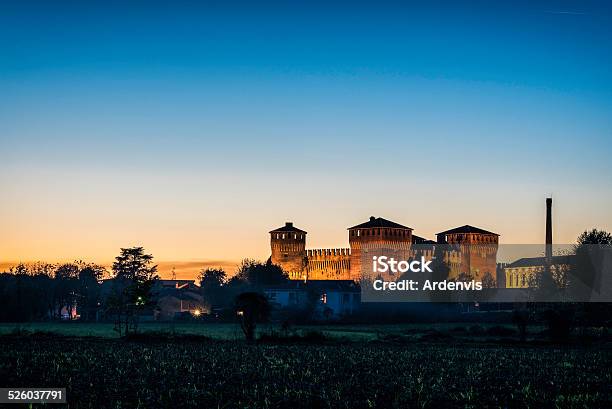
[1,334,611,409]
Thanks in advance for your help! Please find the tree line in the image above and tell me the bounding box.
[0,248,292,337]
[0,261,105,322]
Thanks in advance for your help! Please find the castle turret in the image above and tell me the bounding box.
[436,225,499,283]
[270,222,307,279]
[348,216,412,281]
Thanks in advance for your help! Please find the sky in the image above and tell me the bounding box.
[1,1,611,278]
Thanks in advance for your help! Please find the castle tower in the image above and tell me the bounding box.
[270,222,307,280]
[348,216,413,281]
[436,225,499,284]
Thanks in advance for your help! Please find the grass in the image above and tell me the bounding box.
[0,322,532,342]
[1,335,610,408]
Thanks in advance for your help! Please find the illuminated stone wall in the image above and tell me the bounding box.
[270,229,306,280]
[305,248,351,280]
[441,233,499,284]
[348,227,412,281]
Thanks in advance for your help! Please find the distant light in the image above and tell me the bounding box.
[193,309,201,317]
[237,310,244,316]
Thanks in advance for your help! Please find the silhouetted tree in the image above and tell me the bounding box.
[569,229,612,301]
[233,259,289,288]
[512,309,529,342]
[234,292,270,343]
[576,229,612,246]
[528,261,561,302]
[0,261,106,322]
[1,263,53,321]
[55,263,80,319]
[198,268,227,308]
[109,247,159,335]
[481,272,496,289]
[77,262,106,321]
[455,271,474,282]
[542,308,574,342]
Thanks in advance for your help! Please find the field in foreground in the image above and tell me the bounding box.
[0,321,542,341]
[1,335,610,409]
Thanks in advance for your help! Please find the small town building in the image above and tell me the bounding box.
[263,280,360,319]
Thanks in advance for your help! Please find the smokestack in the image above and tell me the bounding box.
[545,198,552,260]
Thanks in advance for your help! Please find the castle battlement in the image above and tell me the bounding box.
[270,218,499,283]
[305,247,351,280]
[306,248,351,258]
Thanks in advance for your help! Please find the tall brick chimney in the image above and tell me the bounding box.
[545,197,553,260]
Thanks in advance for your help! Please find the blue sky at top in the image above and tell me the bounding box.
[0,0,611,271]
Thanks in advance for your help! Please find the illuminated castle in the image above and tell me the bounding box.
[270,217,499,283]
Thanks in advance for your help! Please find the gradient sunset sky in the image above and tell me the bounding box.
[1,1,611,278]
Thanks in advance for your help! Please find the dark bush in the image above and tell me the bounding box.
[486,326,516,337]
[543,309,573,342]
[419,330,452,342]
[122,331,212,343]
[258,330,329,344]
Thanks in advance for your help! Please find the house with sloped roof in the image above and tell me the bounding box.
[504,255,573,288]
[263,280,360,319]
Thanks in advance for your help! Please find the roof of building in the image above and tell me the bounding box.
[412,235,436,244]
[348,216,412,230]
[505,255,574,269]
[155,287,203,301]
[158,279,196,285]
[263,279,360,292]
[269,222,307,234]
[304,280,361,292]
[436,225,499,236]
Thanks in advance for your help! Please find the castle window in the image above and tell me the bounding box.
[357,230,360,237]
[282,234,285,239]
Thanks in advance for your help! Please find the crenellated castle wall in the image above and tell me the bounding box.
[271,221,499,283]
[305,248,351,280]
